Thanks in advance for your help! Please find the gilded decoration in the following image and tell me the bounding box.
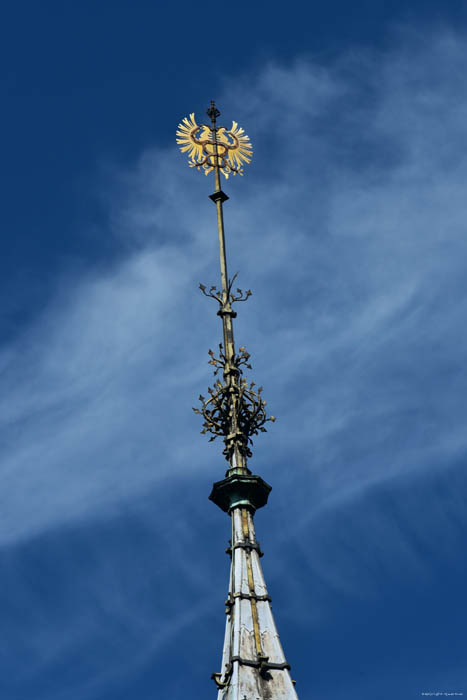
[176,113,252,178]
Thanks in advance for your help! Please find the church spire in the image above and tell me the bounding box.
[177,102,299,699]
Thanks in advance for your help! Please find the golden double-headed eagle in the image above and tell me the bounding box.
[176,113,252,178]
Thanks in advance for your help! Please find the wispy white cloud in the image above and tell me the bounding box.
[2,26,467,700]
[0,29,466,597]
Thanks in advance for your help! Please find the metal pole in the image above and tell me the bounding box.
[207,101,245,475]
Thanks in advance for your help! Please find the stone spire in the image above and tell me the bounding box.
[177,102,299,699]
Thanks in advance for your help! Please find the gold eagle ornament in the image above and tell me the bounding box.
[176,113,252,178]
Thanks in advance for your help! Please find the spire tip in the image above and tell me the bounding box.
[207,100,220,122]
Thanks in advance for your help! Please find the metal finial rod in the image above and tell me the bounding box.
[207,102,229,299]
[177,106,274,475]
[207,102,243,473]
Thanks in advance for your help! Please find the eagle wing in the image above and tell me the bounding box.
[217,121,253,175]
[176,114,212,167]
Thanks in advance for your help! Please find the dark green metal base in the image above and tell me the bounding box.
[209,473,272,513]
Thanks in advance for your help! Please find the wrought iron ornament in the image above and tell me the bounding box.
[194,340,275,463]
[176,102,274,473]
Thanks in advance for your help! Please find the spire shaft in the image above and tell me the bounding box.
[212,508,299,699]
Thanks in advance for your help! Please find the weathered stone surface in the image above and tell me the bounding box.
[214,507,299,699]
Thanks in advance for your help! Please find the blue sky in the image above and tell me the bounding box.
[1,2,467,699]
